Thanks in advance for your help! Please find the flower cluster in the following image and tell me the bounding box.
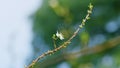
[52,31,64,40]
[56,31,64,40]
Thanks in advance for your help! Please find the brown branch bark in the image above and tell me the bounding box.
[26,3,93,68]
[37,36,120,68]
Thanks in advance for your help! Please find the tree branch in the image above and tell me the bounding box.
[26,3,93,68]
[37,36,120,68]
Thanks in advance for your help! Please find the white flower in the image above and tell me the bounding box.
[56,31,64,40]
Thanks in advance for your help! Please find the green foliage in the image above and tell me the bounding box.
[31,0,120,68]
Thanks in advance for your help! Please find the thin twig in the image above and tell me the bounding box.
[38,36,120,68]
[26,3,93,68]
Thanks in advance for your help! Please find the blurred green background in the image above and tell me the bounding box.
[30,0,120,68]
